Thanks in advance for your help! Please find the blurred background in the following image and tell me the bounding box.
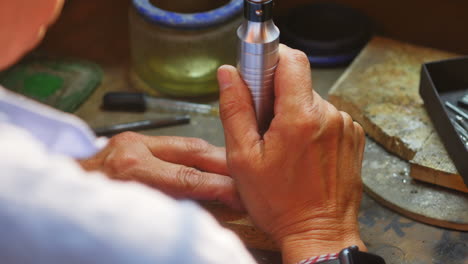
[39,0,468,62]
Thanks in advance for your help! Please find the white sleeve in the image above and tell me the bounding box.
[0,87,106,159]
[0,124,257,264]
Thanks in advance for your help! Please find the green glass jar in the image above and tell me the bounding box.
[129,0,243,97]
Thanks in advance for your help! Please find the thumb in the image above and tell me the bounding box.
[218,65,260,153]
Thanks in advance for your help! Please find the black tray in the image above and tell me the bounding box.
[419,57,468,188]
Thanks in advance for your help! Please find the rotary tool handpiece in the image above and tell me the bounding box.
[237,0,280,134]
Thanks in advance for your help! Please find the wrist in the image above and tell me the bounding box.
[278,224,366,264]
[266,205,365,264]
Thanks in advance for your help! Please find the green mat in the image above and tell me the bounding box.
[0,57,103,113]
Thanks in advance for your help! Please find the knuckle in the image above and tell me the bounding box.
[340,112,355,135]
[290,49,310,68]
[175,166,204,193]
[328,109,345,130]
[340,111,354,125]
[320,109,344,139]
[103,150,140,177]
[295,113,317,132]
[184,138,210,155]
[288,105,321,132]
[355,122,365,136]
[108,132,141,147]
[355,122,366,141]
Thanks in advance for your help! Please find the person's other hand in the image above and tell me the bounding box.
[218,44,366,263]
[0,0,64,70]
[79,132,242,210]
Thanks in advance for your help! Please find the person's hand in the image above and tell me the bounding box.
[218,45,366,264]
[78,132,242,210]
[0,0,64,70]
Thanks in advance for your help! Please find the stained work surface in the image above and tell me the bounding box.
[328,37,467,192]
[362,138,468,231]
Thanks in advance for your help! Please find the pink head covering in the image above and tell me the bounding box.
[0,0,64,70]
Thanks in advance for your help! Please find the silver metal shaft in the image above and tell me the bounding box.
[237,0,279,134]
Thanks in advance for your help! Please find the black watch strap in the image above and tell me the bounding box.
[317,246,386,264]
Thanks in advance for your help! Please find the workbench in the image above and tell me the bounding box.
[38,1,467,263]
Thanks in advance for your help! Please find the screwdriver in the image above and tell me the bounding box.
[102,92,219,116]
[93,115,191,137]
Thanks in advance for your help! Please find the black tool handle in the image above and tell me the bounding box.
[102,92,147,112]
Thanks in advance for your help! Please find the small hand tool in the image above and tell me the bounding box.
[445,101,468,120]
[455,115,468,131]
[102,92,219,116]
[451,120,468,148]
[459,93,468,109]
[93,115,191,137]
[238,0,280,134]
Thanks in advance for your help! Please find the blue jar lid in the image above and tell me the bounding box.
[132,0,243,29]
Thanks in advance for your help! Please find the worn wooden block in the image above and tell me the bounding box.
[329,37,467,193]
[411,133,467,192]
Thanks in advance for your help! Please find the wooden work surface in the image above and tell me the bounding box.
[38,1,467,263]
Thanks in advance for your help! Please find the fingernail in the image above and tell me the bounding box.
[217,66,232,91]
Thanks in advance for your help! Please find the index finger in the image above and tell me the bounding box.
[141,136,229,176]
[274,45,315,116]
[117,156,243,211]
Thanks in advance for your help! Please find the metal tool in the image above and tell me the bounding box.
[445,101,468,120]
[93,115,191,137]
[451,118,468,138]
[459,93,468,109]
[451,119,468,147]
[237,0,280,134]
[455,115,468,131]
[102,92,219,116]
